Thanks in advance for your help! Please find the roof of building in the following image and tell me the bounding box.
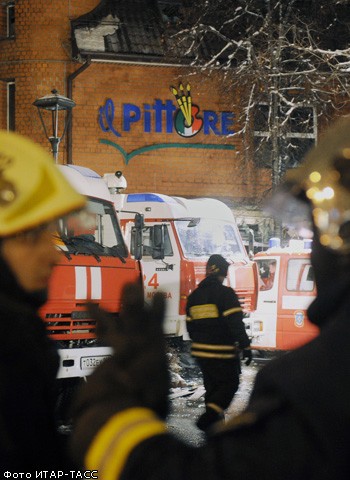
[71,0,196,63]
[71,1,350,65]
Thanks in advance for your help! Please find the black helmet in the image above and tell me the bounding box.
[206,254,230,277]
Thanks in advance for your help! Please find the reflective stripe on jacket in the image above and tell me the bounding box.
[185,275,250,355]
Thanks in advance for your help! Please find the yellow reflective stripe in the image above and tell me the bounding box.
[191,342,235,352]
[191,351,237,359]
[206,403,224,414]
[223,307,242,317]
[85,407,166,480]
[189,304,219,320]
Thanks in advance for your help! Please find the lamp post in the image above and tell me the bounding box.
[33,89,76,162]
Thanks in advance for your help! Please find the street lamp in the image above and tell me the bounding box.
[33,89,76,162]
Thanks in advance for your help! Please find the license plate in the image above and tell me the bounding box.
[81,355,110,370]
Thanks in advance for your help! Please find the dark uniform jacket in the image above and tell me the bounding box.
[74,274,350,480]
[0,255,65,470]
[185,275,250,359]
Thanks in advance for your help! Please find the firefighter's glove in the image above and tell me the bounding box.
[74,283,170,421]
[242,349,253,366]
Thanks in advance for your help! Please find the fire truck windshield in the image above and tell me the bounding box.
[174,219,247,260]
[55,197,127,258]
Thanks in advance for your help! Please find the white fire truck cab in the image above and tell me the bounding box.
[104,172,258,339]
[245,239,319,351]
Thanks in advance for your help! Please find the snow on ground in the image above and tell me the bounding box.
[166,348,262,446]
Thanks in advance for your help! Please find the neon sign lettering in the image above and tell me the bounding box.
[97,83,236,164]
[98,91,235,138]
[98,98,121,137]
[123,100,176,133]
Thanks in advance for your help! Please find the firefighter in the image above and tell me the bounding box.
[70,117,350,480]
[185,254,251,431]
[0,130,85,470]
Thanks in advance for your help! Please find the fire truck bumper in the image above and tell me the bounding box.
[56,346,113,379]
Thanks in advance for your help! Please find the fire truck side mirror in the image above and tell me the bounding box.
[134,213,144,230]
[152,224,165,260]
[133,213,144,260]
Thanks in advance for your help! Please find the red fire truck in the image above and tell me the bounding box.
[39,165,143,381]
[104,172,258,339]
[245,239,319,351]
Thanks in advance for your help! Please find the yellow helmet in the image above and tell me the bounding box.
[278,116,350,252]
[0,130,86,237]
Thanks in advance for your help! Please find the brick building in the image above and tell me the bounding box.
[0,0,332,245]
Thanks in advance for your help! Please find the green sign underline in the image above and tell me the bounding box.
[99,139,235,165]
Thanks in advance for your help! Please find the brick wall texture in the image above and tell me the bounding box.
[0,0,271,204]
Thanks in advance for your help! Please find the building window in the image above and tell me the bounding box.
[6,2,15,38]
[0,1,14,38]
[6,2,15,37]
[7,81,15,130]
[253,104,317,171]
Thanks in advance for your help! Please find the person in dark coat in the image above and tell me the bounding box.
[186,254,251,431]
[0,130,85,470]
[70,117,350,480]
